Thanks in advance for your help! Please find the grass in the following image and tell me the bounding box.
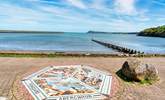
[140,79,153,85]
[0,52,122,58]
[0,52,165,58]
[0,53,59,58]
[140,76,160,85]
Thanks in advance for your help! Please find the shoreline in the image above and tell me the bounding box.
[0,50,165,57]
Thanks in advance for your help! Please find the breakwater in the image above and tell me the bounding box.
[92,39,144,54]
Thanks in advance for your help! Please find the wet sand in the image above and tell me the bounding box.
[0,57,165,100]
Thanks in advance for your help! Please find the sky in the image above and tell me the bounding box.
[0,0,165,32]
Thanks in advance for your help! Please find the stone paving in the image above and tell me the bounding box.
[0,57,165,100]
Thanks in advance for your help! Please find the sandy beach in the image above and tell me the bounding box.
[0,57,164,100]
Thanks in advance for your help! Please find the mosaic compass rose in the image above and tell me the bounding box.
[22,65,112,100]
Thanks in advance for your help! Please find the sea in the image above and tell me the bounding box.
[0,32,165,54]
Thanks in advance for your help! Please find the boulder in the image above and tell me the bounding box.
[121,58,158,81]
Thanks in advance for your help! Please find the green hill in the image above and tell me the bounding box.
[138,25,165,37]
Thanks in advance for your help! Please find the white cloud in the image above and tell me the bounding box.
[0,0,158,32]
[152,0,165,6]
[114,0,137,15]
[26,0,39,1]
[66,0,87,9]
[90,0,106,10]
[0,3,52,26]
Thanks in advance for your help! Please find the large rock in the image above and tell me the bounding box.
[121,58,158,81]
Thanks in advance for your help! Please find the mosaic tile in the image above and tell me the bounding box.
[22,65,112,100]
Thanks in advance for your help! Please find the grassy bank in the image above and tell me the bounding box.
[0,52,165,58]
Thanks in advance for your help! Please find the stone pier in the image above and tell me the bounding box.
[92,39,144,54]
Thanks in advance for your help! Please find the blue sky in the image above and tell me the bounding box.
[0,0,165,32]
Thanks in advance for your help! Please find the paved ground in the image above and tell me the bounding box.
[0,57,165,100]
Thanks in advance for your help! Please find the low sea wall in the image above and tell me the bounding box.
[0,50,165,57]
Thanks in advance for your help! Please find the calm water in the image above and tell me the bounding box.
[0,32,165,54]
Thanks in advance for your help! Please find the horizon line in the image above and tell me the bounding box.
[0,30,139,33]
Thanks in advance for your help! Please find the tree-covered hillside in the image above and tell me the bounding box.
[138,25,165,37]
